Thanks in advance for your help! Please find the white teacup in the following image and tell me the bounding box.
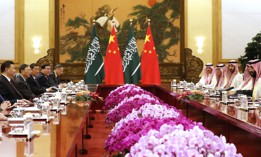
[33,113,41,118]
[33,98,39,102]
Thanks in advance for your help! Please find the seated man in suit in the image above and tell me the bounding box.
[27,63,50,95]
[15,64,35,100]
[0,61,24,101]
[0,94,30,108]
[0,96,30,120]
[36,64,53,88]
[49,64,64,87]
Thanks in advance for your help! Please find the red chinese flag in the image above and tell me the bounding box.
[104,26,124,84]
[141,24,161,85]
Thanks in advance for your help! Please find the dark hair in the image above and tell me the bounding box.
[30,63,39,69]
[54,64,63,69]
[1,60,14,73]
[41,64,50,69]
[19,64,29,73]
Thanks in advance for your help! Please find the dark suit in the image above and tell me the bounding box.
[27,75,46,95]
[0,75,23,101]
[48,72,59,87]
[36,72,53,88]
[14,75,35,100]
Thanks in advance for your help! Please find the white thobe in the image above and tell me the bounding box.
[236,79,253,90]
[197,75,217,89]
[228,73,243,89]
[253,78,261,100]
[216,76,227,89]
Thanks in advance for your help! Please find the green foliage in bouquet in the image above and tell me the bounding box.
[75,91,94,102]
[177,90,204,102]
[186,93,204,102]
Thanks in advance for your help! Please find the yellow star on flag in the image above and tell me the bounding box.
[145,35,150,43]
[109,35,115,44]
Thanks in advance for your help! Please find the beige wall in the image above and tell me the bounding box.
[185,0,213,70]
[24,0,50,64]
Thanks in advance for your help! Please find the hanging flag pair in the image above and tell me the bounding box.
[84,22,161,85]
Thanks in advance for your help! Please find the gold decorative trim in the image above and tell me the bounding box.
[49,0,55,48]
[15,0,24,64]
[212,0,221,65]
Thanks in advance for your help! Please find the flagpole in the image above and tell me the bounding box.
[111,19,116,32]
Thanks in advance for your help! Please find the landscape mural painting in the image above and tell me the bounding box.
[58,0,181,64]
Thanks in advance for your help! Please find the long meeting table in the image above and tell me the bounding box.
[0,84,260,157]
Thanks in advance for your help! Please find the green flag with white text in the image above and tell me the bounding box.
[123,25,141,84]
[84,26,104,84]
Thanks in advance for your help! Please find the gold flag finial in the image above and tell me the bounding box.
[129,19,133,26]
[148,18,151,25]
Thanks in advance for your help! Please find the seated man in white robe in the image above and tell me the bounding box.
[253,78,261,101]
[233,59,261,100]
[215,64,227,89]
[197,63,217,89]
[224,60,243,89]
[249,59,261,100]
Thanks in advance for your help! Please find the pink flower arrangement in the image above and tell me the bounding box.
[126,124,242,157]
[104,85,241,156]
[111,103,181,134]
[104,84,148,110]
[106,94,163,124]
[105,116,201,153]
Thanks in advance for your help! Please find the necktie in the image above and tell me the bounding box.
[23,79,31,91]
[55,76,59,85]
[34,78,40,87]
[9,79,24,99]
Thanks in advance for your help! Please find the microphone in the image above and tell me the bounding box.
[223,87,234,91]
[216,87,234,94]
